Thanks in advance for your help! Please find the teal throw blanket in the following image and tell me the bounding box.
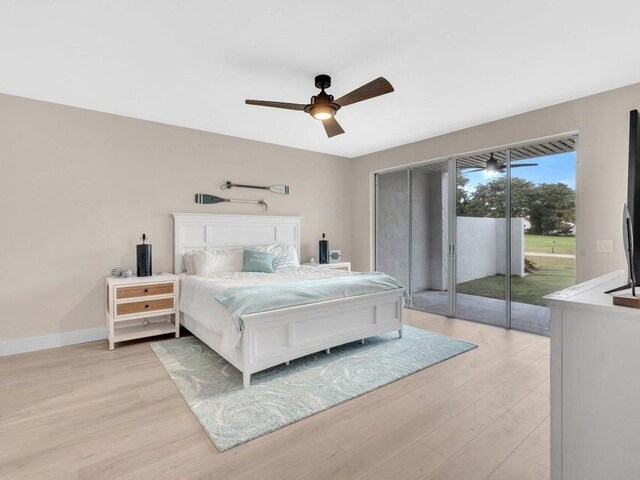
[215,272,406,330]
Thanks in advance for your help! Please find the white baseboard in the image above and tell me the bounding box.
[0,327,107,356]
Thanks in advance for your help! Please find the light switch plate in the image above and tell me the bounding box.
[597,240,614,253]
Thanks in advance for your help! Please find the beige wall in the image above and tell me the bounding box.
[2,81,639,342]
[0,94,352,341]
[350,82,640,282]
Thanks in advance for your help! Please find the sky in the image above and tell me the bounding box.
[463,151,576,192]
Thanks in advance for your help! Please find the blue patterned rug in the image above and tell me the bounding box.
[151,326,476,451]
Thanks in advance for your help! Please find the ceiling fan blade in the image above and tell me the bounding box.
[334,77,394,107]
[322,117,345,138]
[245,100,306,111]
[462,168,485,173]
[499,163,538,170]
[511,163,539,168]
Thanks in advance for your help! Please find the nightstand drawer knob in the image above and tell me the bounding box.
[144,289,148,293]
[144,304,149,308]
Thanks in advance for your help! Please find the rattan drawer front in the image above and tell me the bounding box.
[116,283,174,299]
[116,298,174,316]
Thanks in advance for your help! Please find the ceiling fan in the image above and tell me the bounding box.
[463,153,538,173]
[245,74,394,138]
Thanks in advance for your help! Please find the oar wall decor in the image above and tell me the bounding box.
[221,181,290,195]
[195,194,268,212]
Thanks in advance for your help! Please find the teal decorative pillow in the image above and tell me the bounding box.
[242,249,274,273]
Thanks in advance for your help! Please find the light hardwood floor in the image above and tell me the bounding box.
[0,309,550,480]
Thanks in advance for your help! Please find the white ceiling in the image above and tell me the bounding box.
[2,1,640,158]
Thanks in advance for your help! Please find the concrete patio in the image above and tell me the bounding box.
[410,290,550,336]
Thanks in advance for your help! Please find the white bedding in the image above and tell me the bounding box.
[179,266,350,355]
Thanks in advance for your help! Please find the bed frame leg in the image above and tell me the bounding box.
[243,372,251,388]
[361,339,365,345]
[326,348,330,354]
[398,328,403,338]
[285,361,290,366]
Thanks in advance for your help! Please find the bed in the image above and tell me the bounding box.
[173,213,405,387]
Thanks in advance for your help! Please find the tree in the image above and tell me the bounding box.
[457,176,536,219]
[456,175,575,236]
[456,174,471,215]
[527,182,575,235]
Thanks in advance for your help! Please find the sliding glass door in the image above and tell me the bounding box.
[454,150,508,328]
[508,140,577,335]
[408,160,452,316]
[374,136,577,337]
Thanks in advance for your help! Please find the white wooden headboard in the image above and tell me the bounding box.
[172,213,302,273]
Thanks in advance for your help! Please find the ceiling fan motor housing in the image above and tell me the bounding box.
[315,74,331,90]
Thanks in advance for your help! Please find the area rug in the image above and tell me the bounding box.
[151,326,476,451]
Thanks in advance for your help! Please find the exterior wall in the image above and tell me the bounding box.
[406,170,449,293]
[427,173,449,291]
[410,170,431,291]
[456,217,525,283]
[456,217,499,283]
[376,170,409,288]
[514,220,525,276]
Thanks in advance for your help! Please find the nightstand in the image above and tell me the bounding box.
[304,261,351,271]
[105,274,179,350]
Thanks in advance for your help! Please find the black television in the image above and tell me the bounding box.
[606,110,640,296]
[629,110,640,281]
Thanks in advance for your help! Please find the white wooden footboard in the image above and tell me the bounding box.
[240,289,404,387]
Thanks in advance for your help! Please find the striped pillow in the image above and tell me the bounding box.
[272,255,298,271]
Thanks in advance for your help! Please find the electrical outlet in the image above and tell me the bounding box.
[597,240,614,253]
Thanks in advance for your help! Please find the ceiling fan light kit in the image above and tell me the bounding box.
[245,74,394,138]
[486,154,499,172]
[309,104,336,121]
[304,75,340,121]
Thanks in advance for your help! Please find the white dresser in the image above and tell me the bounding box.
[544,270,640,480]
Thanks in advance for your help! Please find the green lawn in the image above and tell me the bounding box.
[456,255,575,306]
[525,234,575,255]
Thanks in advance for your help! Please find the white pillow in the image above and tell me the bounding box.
[272,255,298,271]
[191,248,244,275]
[254,244,300,267]
[182,251,196,275]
